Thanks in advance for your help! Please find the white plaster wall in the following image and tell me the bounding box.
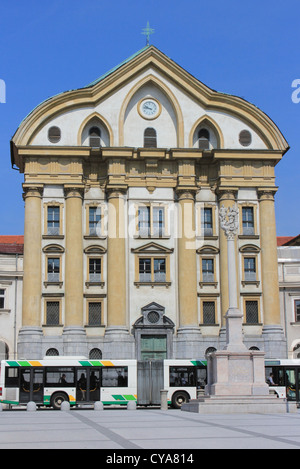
[31,66,268,151]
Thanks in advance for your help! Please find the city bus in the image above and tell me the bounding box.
[264,359,300,402]
[0,357,207,410]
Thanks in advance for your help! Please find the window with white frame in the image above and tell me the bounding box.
[201,207,213,236]
[47,206,60,235]
[139,257,166,283]
[47,258,60,282]
[89,206,101,236]
[202,258,214,283]
[137,205,165,237]
[0,289,5,309]
[244,257,256,281]
[89,258,101,283]
[242,207,254,235]
[295,300,300,322]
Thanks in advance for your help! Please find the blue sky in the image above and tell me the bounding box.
[0,0,299,236]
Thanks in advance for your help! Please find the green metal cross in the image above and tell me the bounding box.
[141,21,155,45]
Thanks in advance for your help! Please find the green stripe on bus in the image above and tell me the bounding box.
[7,361,20,367]
[112,395,126,401]
[79,361,92,366]
[90,361,103,366]
[123,395,137,401]
[191,360,207,366]
[18,361,31,367]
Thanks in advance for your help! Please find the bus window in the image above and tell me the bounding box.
[102,367,128,387]
[169,367,196,387]
[45,367,75,386]
[196,368,207,389]
[5,367,19,387]
[285,369,297,400]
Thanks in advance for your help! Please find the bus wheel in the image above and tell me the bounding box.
[51,392,69,410]
[172,391,190,409]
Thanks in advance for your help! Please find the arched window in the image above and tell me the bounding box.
[89,348,102,359]
[89,126,101,147]
[198,128,210,150]
[205,347,216,358]
[45,348,59,356]
[144,128,157,148]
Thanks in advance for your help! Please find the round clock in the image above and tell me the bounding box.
[139,98,161,119]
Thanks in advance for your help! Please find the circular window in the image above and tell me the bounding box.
[147,311,160,324]
[239,130,252,147]
[48,126,61,143]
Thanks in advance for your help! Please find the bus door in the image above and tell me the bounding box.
[285,368,300,402]
[76,368,100,403]
[19,368,44,404]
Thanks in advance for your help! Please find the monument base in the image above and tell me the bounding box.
[181,395,297,414]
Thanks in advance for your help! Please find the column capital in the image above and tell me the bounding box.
[257,189,277,202]
[175,187,197,201]
[22,184,43,200]
[106,186,128,200]
[64,185,84,199]
[216,188,237,203]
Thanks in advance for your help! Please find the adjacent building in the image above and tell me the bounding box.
[10,45,289,360]
[0,236,23,360]
[278,235,300,358]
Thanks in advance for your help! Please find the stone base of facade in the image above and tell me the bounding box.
[16,325,288,360]
[181,396,297,414]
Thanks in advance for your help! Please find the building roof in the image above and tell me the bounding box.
[277,235,300,246]
[0,235,24,254]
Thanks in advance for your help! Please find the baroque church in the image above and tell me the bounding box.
[10,45,289,360]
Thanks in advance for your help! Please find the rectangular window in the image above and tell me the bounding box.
[89,207,101,236]
[202,207,213,236]
[47,258,60,282]
[138,206,150,237]
[138,205,165,237]
[295,300,300,322]
[139,258,151,282]
[202,258,214,282]
[101,367,128,387]
[45,367,75,386]
[242,207,254,235]
[89,258,101,283]
[152,207,164,237]
[88,302,102,326]
[169,366,196,387]
[245,300,259,324]
[46,301,60,326]
[0,289,5,309]
[244,257,256,281]
[47,206,60,235]
[154,258,166,282]
[5,367,19,387]
[202,301,216,324]
[139,258,166,283]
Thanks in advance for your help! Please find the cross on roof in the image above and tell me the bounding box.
[141,21,155,45]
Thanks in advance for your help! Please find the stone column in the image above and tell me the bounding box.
[18,185,43,357]
[176,189,201,355]
[104,188,133,357]
[217,190,238,328]
[258,190,286,357]
[63,186,86,356]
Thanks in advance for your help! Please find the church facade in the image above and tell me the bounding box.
[10,45,289,360]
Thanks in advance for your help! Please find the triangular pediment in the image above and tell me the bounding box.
[131,242,174,254]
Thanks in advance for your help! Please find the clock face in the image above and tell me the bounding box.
[139,99,160,119]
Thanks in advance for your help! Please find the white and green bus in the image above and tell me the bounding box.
[0,357,207,410]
